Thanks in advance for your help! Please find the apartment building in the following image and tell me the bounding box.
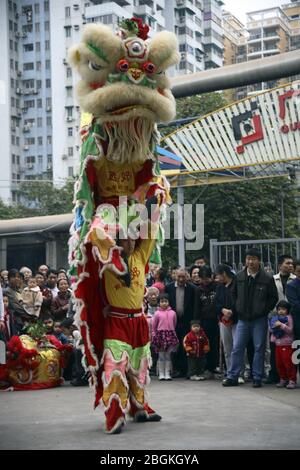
[222,11,247,102]
[203,0,224,69]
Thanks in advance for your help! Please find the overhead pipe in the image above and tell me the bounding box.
[171,50,300,98]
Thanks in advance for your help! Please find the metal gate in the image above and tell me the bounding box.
[210,237,300,272]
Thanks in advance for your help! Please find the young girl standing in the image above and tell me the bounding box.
[151,294,179,380]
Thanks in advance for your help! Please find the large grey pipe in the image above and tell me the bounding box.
[171,50,300,98]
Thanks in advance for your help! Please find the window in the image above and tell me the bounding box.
[24,79,35,88]
[11,96,15,107]
[9,20,13,31]
[36,42,40,52]
[16,136,20,146]
[23,24,33,33]
[11,135,16,145]
[66,86,72,97]
[47,155,52,164]
[35,23,40,33]
[23,62,34,71]
[46,97,51,107]
[14,41,18,52]
[10,59,14,70]
[68,127,73,136]
[47,135,52,144]
[68,167,74,177]
[11,78,14,88]
[44,21,49,31]
[44,1,49,12]
[65,26,72,38]
[24,100,35,108]
[68,147,73,157]
[16,155,20,165]
[66,106,73,118]
[66,67,72,78]
[34,4,39,14]
[26,138,35,145]
[65,6,71,17]
[45,40,50,50]
[26,156,36,164]
[9,40,13,51]
[37,99,42,108]
[37,117,42,127]
[12,154,16,164]
[36,61,41,71]
[23,43,34,52]
[38,155,43,164]
[46,78,51,88]
[37,80,42,89]
[45,59,50,69]
[38,136,43,145]
[46,116,52,126]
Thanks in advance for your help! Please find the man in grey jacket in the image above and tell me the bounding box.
[223,248,278,388]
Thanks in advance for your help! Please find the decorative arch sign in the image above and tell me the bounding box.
[163,82,300,173]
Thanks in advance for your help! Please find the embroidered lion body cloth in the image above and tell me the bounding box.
[67,18,179,432]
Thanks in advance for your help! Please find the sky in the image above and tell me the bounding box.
[223,0,287,24]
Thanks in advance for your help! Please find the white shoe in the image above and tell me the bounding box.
[238,377,245,384]
[164,360,172,380]
[197,375,206,381]
[158,360,165,380]
[190,375,201,381]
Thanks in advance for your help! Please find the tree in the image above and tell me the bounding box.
[160,92,228,138]
[0,180,75,220]
[161,177,299,268]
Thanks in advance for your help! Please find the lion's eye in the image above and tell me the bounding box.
[88,61,103,71]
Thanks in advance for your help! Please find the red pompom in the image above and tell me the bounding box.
[131,17,150,40]
[142,61,156,74]
[117,59,129,73]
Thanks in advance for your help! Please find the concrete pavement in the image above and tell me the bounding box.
[1,378,300,450]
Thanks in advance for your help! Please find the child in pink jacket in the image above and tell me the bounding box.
[151,293,179,380]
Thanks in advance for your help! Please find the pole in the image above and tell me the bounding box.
[177,186,185,268]
[281,192,285,239]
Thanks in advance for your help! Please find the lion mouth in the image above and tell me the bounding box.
[106,104,150,115]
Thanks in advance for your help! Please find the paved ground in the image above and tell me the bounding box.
[1,377,300,450]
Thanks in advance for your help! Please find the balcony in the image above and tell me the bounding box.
[248,35,262,43]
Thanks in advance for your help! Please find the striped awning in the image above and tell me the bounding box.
[162,82,300,174]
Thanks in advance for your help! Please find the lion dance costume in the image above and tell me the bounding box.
[68,18,179,434]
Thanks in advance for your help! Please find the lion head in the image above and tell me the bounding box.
[68,18,179,125]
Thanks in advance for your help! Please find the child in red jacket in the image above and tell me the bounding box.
[183,319,210,381]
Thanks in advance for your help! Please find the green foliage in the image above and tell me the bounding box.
[0,180,75,219]
[160,92,227,138]
[25,320,48,341]
[161,178,299,268]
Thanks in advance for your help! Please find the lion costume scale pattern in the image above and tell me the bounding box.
[68,18,179,434]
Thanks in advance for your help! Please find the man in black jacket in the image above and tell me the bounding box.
[165,269,196,377]
[223,248,278,388]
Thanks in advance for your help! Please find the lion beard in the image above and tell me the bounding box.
[103,118,158,165]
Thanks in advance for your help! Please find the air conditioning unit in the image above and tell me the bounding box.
[27,165,34,169]
[62,154,68,160]
[24,90,31,95]
[177,0,184,6]
[31,89,38,94]
[66,116,73,122]
[21,32,27,38]
[15,12,19,19]
[24,145,29,150]
[23,126,30,132]
[63,58,68,65]
[15,32,21,39]
[16,88,23,95]
[47,165,52,170]
[11,126,16,132]
[17,111,22,117]
[181,52,186,60]
[17,70,22,77]
[73,4,80,10]
[46,106,51,111]
[74,25,80,31]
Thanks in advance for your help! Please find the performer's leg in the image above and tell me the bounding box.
[101,349,129,434]
[127,346,162,423]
